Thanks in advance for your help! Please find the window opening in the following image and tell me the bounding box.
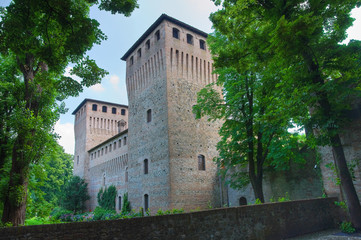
[147,109,152,123]
[146,39,150,49]
[155,30,160,40]
[112,107,116,114]
[102,106,107,112]
[144,159,148,174]
[130,56,134,65]
[137,48,142,58]
[118,196,122,211]
[124,137,127,145]
[187,34,193,44]
[239,197,247,206]
[121,109,126,115]
[92,104,97,111]
[198,154,206,171]
[173,28,180,39]
[200,39,206,50]
[144,194,149,211]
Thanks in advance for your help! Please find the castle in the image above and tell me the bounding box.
[72,14,361,212]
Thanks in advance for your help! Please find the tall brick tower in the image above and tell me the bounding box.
[121,14,222,211]
[72,99,128,180]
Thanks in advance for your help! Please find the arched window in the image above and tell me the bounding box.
[147,109,152,122]
[137,48,142,58]
[198,155,205,171]
[102,106,107,112]
[239,197,247,206]
[144,194,149,211]
[146,39,150,49]
[125,167,128,182]
[144,159,148,174]
[118,196,122,211]
[130,56,134,65]
[173,28,180,39]
[112,107,116,114]
[124,137,127,145]
[92,104,98,111]
[187,34,193,44]
[121,109,126,115]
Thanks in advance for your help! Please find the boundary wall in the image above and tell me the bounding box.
[0,197,340,240]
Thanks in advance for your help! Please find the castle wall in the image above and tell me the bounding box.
[163,20,222,210]
[125,21,171,213]
[318,113,361,201]
[88,132,129,210]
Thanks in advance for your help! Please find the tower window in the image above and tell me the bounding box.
[98,150,100,157]
[146,39,150,49]
[130,56,134,65]
[124,137,127,145]
[155,30,160,41]
[105,146,108,154]
[144,159,148,174]
[114,141,117,150]
[119,139,122,147]
[92,104,98,111]
[147,109,152,123]
[198,154,206,171]
[137,48,142,58]
[200,40,206,50]
[109,144,112,152]
[118,196,122,211]
[187,34,193,44]
[173,28,180,39]
[102,106,107,113]
[144,194,149,211]
[121,109,126,116]
[112,107,116,114]
[125,167,128,182]
[239,197,247,206]
[101,148,104,156]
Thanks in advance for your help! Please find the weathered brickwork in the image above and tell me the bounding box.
[0,198,341,240]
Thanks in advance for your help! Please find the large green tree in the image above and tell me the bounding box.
[210,0,361,229]
[194,29,305,202]
[0,0,138,225]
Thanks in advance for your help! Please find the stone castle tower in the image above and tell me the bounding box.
[72,99,128,180]
[121,14,222,211]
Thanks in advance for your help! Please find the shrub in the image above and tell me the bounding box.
[93,206,116,221]
[97,185,117,210]
[121,192,131,214]
[340,221,356,234]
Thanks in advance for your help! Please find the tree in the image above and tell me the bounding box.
[193,30,305,202]
[26,141,73,218]
[0,0,138,225]
[210,0,361,229]
[121,192,131,214]
[97,185,117,210]
[61,176,90,213]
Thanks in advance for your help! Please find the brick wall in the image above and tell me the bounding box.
[0,197,341,240]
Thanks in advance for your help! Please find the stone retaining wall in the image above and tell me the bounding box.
[0,197,340,240]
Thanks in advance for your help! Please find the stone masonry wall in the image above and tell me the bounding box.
[0,198,340,240]
[163,20,223,210]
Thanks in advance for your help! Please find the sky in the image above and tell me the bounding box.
[1,1,361,154]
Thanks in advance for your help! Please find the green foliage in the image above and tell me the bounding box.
[254,199,263,205]
[97,185,117,210]
[335,201,348,211]
[93,206,116,221]
[0,0,138,225]
[340,221,356,234]
[121,192,131,214]
[155,208,184,216]
[60,176,90,213]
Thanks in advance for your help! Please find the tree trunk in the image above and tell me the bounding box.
[330,134,361,230]
[1,137,29,226]
[251,176,265,203]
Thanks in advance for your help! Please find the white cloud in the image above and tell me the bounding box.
[90,83,105,92]
[54,121,74,154]
[109,75,120,88]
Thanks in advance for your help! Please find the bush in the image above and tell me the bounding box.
[97,185,117,210]
[121,192,131,214]
[93,206,116,221]
[50,207,73,221]
[340,221,356,234]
